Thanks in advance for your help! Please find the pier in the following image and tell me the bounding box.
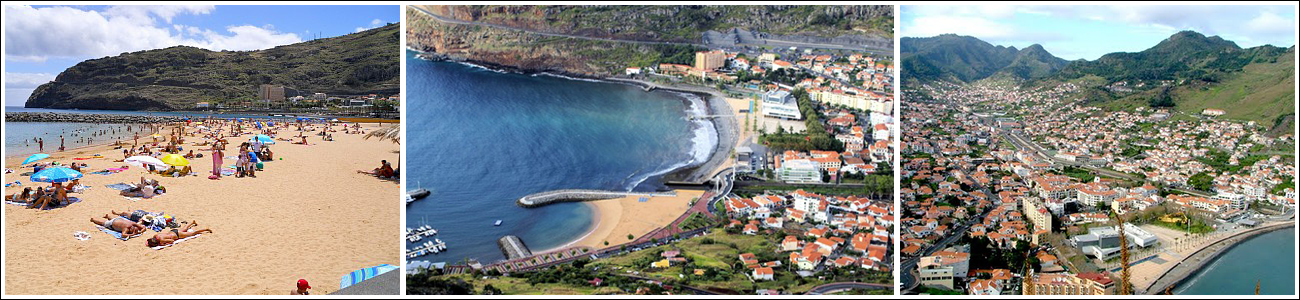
[497,235,533,260]
[516,189,677,207]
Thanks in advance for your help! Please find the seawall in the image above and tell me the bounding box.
[517,189,677,207]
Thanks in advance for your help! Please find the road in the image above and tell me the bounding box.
[805,282,892,295]
[992,116,1211,197]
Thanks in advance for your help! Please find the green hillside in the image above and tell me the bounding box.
[25,23,400,111]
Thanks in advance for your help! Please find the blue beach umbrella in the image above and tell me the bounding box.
[251,135,276,144]
[22,153,50,165]
[339,264,398,289]
[30,167,83,183]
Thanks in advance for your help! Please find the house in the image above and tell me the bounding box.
[751,267,774,281]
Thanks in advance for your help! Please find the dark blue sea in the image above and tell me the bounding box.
[1173,227,1295,295]
[404,50,714,263]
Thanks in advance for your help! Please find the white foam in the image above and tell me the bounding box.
[622,92,718,191]
[532,72,604,83]
[455,61,515,74]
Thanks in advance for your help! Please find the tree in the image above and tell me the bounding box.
[627,234,635,240]
[480,284,502,295]
[1188,172,1214,192]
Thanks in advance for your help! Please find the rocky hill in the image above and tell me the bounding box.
[25,23,400,111]
[419,5,892,42]
[406,5,892,77]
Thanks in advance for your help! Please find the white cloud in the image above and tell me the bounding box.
[355,18,385,32]
[905,15,1019,40]
[5,72,56,88]
[1245,11,1295,36]
[1023,5,1295,46]
[3,5,302,62]
[104,5,214,24]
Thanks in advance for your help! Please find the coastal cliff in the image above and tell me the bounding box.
[407,9,703,77]
[420,5,893,43]
[25,24,401,111]
[406,5,893,77]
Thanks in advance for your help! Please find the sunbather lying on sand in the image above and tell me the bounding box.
[91,213,148,236]
[146,222,212,247]
[6,187,34,203]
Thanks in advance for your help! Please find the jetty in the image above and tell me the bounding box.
[497,235,533,260]
[516,189,677,207]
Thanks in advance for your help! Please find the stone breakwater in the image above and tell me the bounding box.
[6,112,185,123]
[517,189,677,207]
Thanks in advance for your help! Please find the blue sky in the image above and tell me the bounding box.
[3,5,398,106]
[902,5,1296,61]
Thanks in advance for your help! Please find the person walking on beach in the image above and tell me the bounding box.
[59,135,65,152]
[37,138,43,152]
[211,148,223,179]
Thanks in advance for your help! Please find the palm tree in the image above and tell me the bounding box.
[364,124,401,144]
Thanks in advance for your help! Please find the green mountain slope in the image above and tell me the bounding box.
[900,34,1066,84]
[25,23,400,111]
[903,31,1295,134]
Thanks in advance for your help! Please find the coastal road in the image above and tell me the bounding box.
[805,282,892,295]
[411,6,704,47]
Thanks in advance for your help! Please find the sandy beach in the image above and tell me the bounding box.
[710,96,757,176]
[555,189,705,251]
[3,121,399,295]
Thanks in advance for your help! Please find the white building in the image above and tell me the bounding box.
[779,159,820,183]
[761,90,803,120]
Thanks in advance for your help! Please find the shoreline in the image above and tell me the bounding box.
[534,189,705,255]
[408,51,734,260]
[1145,221,1296,294]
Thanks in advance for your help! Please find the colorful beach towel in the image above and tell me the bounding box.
[151,234,203,250]
[6,197,82,210]
[96,225,142,241]
[5,181,21,187]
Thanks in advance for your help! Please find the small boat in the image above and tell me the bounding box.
[406,187,432,205]
[494,220,503,226]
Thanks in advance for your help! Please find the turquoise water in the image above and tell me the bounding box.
[404,50,711,263]
[3,107,306,158]
[3,122,142,158]
[1174,227,1296,295]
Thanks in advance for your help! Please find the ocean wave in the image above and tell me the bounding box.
[533,72,605,83]
[455,61,517,74]
[622,92,718,191]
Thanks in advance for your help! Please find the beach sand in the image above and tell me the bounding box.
[3,122,399,295]
[707,97,756,176]
[557,189,705,251]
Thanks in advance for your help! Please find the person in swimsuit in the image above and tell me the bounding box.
[6,187,34,203]
[146,221,212,247]
[91,213,147,236]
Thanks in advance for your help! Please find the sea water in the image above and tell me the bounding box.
[404,50,713,263]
